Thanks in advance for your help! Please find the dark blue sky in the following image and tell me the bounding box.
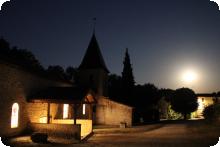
[0,0,220,92]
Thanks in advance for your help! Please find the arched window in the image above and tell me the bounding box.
[11,103,19,128]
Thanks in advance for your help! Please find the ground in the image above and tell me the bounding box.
[5,120,220,147]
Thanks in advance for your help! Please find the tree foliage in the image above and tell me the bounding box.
[0,38,44,72]
[134,84,159,107]
[132,83,160,122]
[203,104,220,122]
[121,48,135,101]
[65,66,78,83]
[159,88,174,102]
[0,38,80,82]
[46,65,66,80]
[167,105,183,120]
[170,88,198,119]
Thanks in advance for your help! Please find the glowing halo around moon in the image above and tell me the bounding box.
[181,70,198,83]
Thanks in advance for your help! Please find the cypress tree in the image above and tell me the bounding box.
[121,48,135,103]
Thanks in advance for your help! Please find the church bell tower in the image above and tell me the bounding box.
[78,34,109,97]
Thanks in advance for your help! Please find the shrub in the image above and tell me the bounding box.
[167,105,183,120]
[31,132,48,143]
[203,104,220,122]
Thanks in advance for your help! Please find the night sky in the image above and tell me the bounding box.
[0,0,220,93]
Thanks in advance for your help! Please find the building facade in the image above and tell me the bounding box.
[78,34,133,127]
[0,34,133,140]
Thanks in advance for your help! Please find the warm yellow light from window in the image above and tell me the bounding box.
[182,70,197,83]
[63,104,69,119]
[83,104,86,115]
[11,103,19,128]
[39,116,47,123]
[198,98,204,110]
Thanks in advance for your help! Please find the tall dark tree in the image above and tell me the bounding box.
[121,48,135,103]
[170,88,198,120]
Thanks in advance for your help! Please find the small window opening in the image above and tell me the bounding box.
[11,103,19,128]
[83,104,86,115]
[63,104,69,119]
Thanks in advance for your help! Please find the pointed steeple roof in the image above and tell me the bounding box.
[79,34,109,73]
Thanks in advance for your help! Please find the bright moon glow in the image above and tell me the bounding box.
[182,70,198,83]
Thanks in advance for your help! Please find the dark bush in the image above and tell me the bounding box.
[31,132,48,143]
[1,137,10,146]
[203,104,220,122]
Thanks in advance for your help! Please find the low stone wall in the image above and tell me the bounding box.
[29,123,81,140]
[52,119,93,137]
[96,97,133,127]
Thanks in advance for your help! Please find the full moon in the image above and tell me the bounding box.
[182,70,198,83]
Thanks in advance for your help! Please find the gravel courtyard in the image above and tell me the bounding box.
[6,120,220,147]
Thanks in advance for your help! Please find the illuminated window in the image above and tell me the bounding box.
[11,103,19,128]
[63,104,69,119]
[39,116,47,123]
[198,98,204,110]
[83,104,86,115]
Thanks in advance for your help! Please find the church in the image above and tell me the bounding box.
[0,34,133,140]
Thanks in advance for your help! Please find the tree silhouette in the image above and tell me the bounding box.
[132,83,160,122]
[65,66,78,83]
[47,65,65,80]
[121,48,135,103]
[0,38,44,72]
[0,38,10,52]
[12,48,44,71]
[159,88,174,102]
[134,84,159,107]
[170,88,198,120]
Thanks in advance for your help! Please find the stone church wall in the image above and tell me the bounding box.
[0,62,71,137]
[78,69,108,96]
[96,97,133,127]
[26,103,48,123]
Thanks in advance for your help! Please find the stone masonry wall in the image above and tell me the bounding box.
[26,103,48,123]
[0,62,71,137]
[29,123,81,140]
[96,97,133,127]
